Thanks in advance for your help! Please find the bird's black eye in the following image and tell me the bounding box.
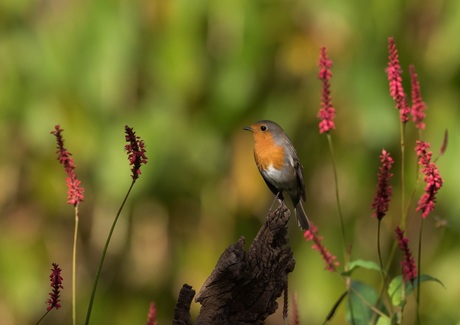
[260,125,267,131]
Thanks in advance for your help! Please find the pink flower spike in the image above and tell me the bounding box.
[146,302,158,325]
[409,65,426,129]
[291,294,299,325]
[125,125,148,180]
[46,263,64,311]
[371,149,394,220]
[387,37,410,124]
[415,140,431,165]
[415,141,443,218]
[395,227,417,284]
[51,125,84,206]
[317,47,336,134]
[304,224,339,272]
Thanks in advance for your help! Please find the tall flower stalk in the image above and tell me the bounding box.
[370,150,394,319]
[407,64,428,308]
[371,149,394,276]
[415,140,444,304]
[387,37,409,229]
[316,46,357,321]
[85,125,147,325]
[51,125,84,325]
[317,47,347,256]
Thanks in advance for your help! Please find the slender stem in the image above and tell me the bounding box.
[326,133,354,322]
[372,220,393,324]
[415,293,421,325]
[377,220,384,281]
[347,290,355,325]
[326,133,356,323]
[416,218,424,304]
[72,205,80,325]
[85,180,136,325]
[326,133,347,254]
[372,235,398,323]
[399,122,406,229]
[35,310,51,325]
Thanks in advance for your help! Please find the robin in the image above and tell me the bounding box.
[243,120,310,230]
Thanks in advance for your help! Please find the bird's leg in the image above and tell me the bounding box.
[269,192,283,212]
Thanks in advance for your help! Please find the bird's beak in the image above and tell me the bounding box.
[243,126,252,132]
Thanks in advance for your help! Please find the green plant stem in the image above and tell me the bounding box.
[72,205,80,325]
[84,180,135,325]
[416,218,424,304]
[347,290,356,325]
[326,133,357,323]
[326,133,347,259]
[326,133,354,323]
[35,309,51,325]
[377,220,384,281]
[371,220,393,324]
[399,122,406,229]
[373,237,398,323]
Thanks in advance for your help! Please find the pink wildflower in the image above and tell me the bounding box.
[409,65,426,129]
[304,224,339,271]
[146,302,158,325]
[317,47,336,134]
[415,141,443,218]
[371,149,394,220]
[51,125,84,206]
[125,125,148,180]
[395,227,417,284]
[46,263,64,311]
[415,140,431,167]
[291,294,299,325]
[387,37,410,123]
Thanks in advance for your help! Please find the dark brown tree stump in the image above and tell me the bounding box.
[172,204,296,324]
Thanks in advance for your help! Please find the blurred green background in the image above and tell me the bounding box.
[1,0,459,324]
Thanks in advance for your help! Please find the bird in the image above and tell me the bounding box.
[243,120,310,230]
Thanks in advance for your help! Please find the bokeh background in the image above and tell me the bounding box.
[1,0,459,324]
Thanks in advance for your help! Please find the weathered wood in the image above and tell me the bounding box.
[172,204,295,324]
[172,284,195,325]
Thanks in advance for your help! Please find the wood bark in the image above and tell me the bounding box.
[172,204,295,324]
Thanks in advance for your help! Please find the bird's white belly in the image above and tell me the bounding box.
[262,164,296,189]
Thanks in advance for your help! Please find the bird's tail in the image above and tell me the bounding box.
[294,202,310,230]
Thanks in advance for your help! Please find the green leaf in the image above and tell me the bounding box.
[388,275,405,307]
[342,259,383,276]
[411,274,445,290]
[346,280,382,325]
[376,315,392,325]
[388,274,445,307]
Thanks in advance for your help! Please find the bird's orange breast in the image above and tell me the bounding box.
[253,133,286,171]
